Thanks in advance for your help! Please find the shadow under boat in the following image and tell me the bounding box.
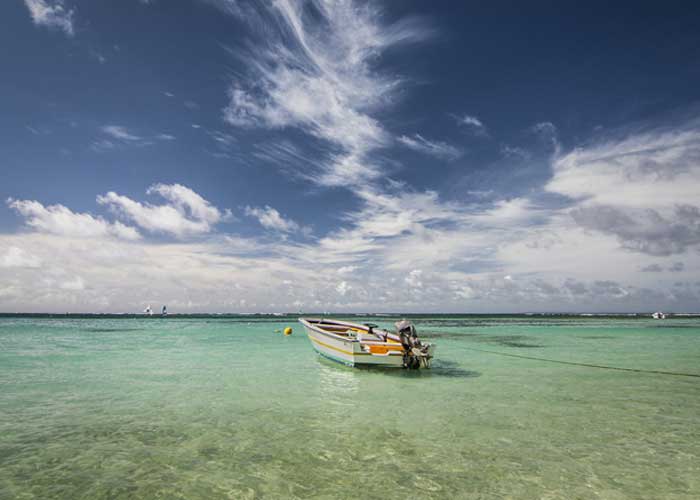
[315,355,480,379]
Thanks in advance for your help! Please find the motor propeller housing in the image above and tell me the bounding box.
[395,320,432,369]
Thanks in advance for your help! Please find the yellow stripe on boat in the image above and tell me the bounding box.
[308,335,386,357]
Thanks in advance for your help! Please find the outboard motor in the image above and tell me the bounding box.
[395,320,432,369]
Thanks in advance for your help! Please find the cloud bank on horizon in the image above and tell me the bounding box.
[2,0,700,312]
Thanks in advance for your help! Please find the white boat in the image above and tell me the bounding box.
[652,311,666,319]
[161,305,168,316]
[299,317,435,369]
[143,305,153,316]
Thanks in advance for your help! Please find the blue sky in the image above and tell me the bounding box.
[2,0,700,312]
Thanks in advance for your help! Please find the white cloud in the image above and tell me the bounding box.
[337,265,357,275]
[461,115,483,127]
[336,281,351,296]
[548,126,700,208]
[149,184,226,224]
[473,198,543,225]
[7,198,141,240]
[397,134,462,161]
[405,269,423,288]
[92,125,154,152]
[457,114,486,135]
[1,193,699,313]
[547,122,700,255]
[60,276,85,291]
[29,117,690,312]
[0,246,42,268]
[93,127,176,151]
[0,222,359,312]
[209,131,236,147]
[101,125,141,141]
[244,205,304,234]
[23,0,74,36]
[223,0,430,188]
[5,42,700,314]
[97,184,230,238]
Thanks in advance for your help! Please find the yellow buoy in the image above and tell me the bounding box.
[283,327,293,336]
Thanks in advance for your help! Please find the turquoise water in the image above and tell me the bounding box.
[1,315,699,499]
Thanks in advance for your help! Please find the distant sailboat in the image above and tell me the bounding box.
[652,311,666,319]
[161,305,168,316]
[144,305,153,316]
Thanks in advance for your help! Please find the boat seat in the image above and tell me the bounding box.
[357,332,382,342]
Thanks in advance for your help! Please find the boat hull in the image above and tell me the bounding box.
[301,320,405,368]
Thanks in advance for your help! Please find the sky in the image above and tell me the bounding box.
[2,0,700,313]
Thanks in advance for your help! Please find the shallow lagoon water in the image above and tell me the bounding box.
[1,315,699,499]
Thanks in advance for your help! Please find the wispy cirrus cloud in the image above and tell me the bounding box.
[222,0,431,187]
[97,183,231,238]
[91,125,175,152]
[500,144,531,160]
[456,114,487,135]
[252,140,320,173]
[397,134,462,161]
[92,125,148,152]
[101,125,141,142]
[23,0,74,36]
[532,121,561,154]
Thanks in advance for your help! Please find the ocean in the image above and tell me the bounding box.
[1,315,698,499]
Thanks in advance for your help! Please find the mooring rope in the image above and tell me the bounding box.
[458,346,700,378]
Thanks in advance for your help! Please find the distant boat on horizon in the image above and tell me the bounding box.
[162,305,167,316]
[652,311,666,319]
[143,305,153,316]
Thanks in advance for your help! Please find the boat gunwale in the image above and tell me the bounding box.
[299,317,403,355]
[299,317,362,343]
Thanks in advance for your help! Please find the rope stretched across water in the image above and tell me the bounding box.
[458,346,700,378]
